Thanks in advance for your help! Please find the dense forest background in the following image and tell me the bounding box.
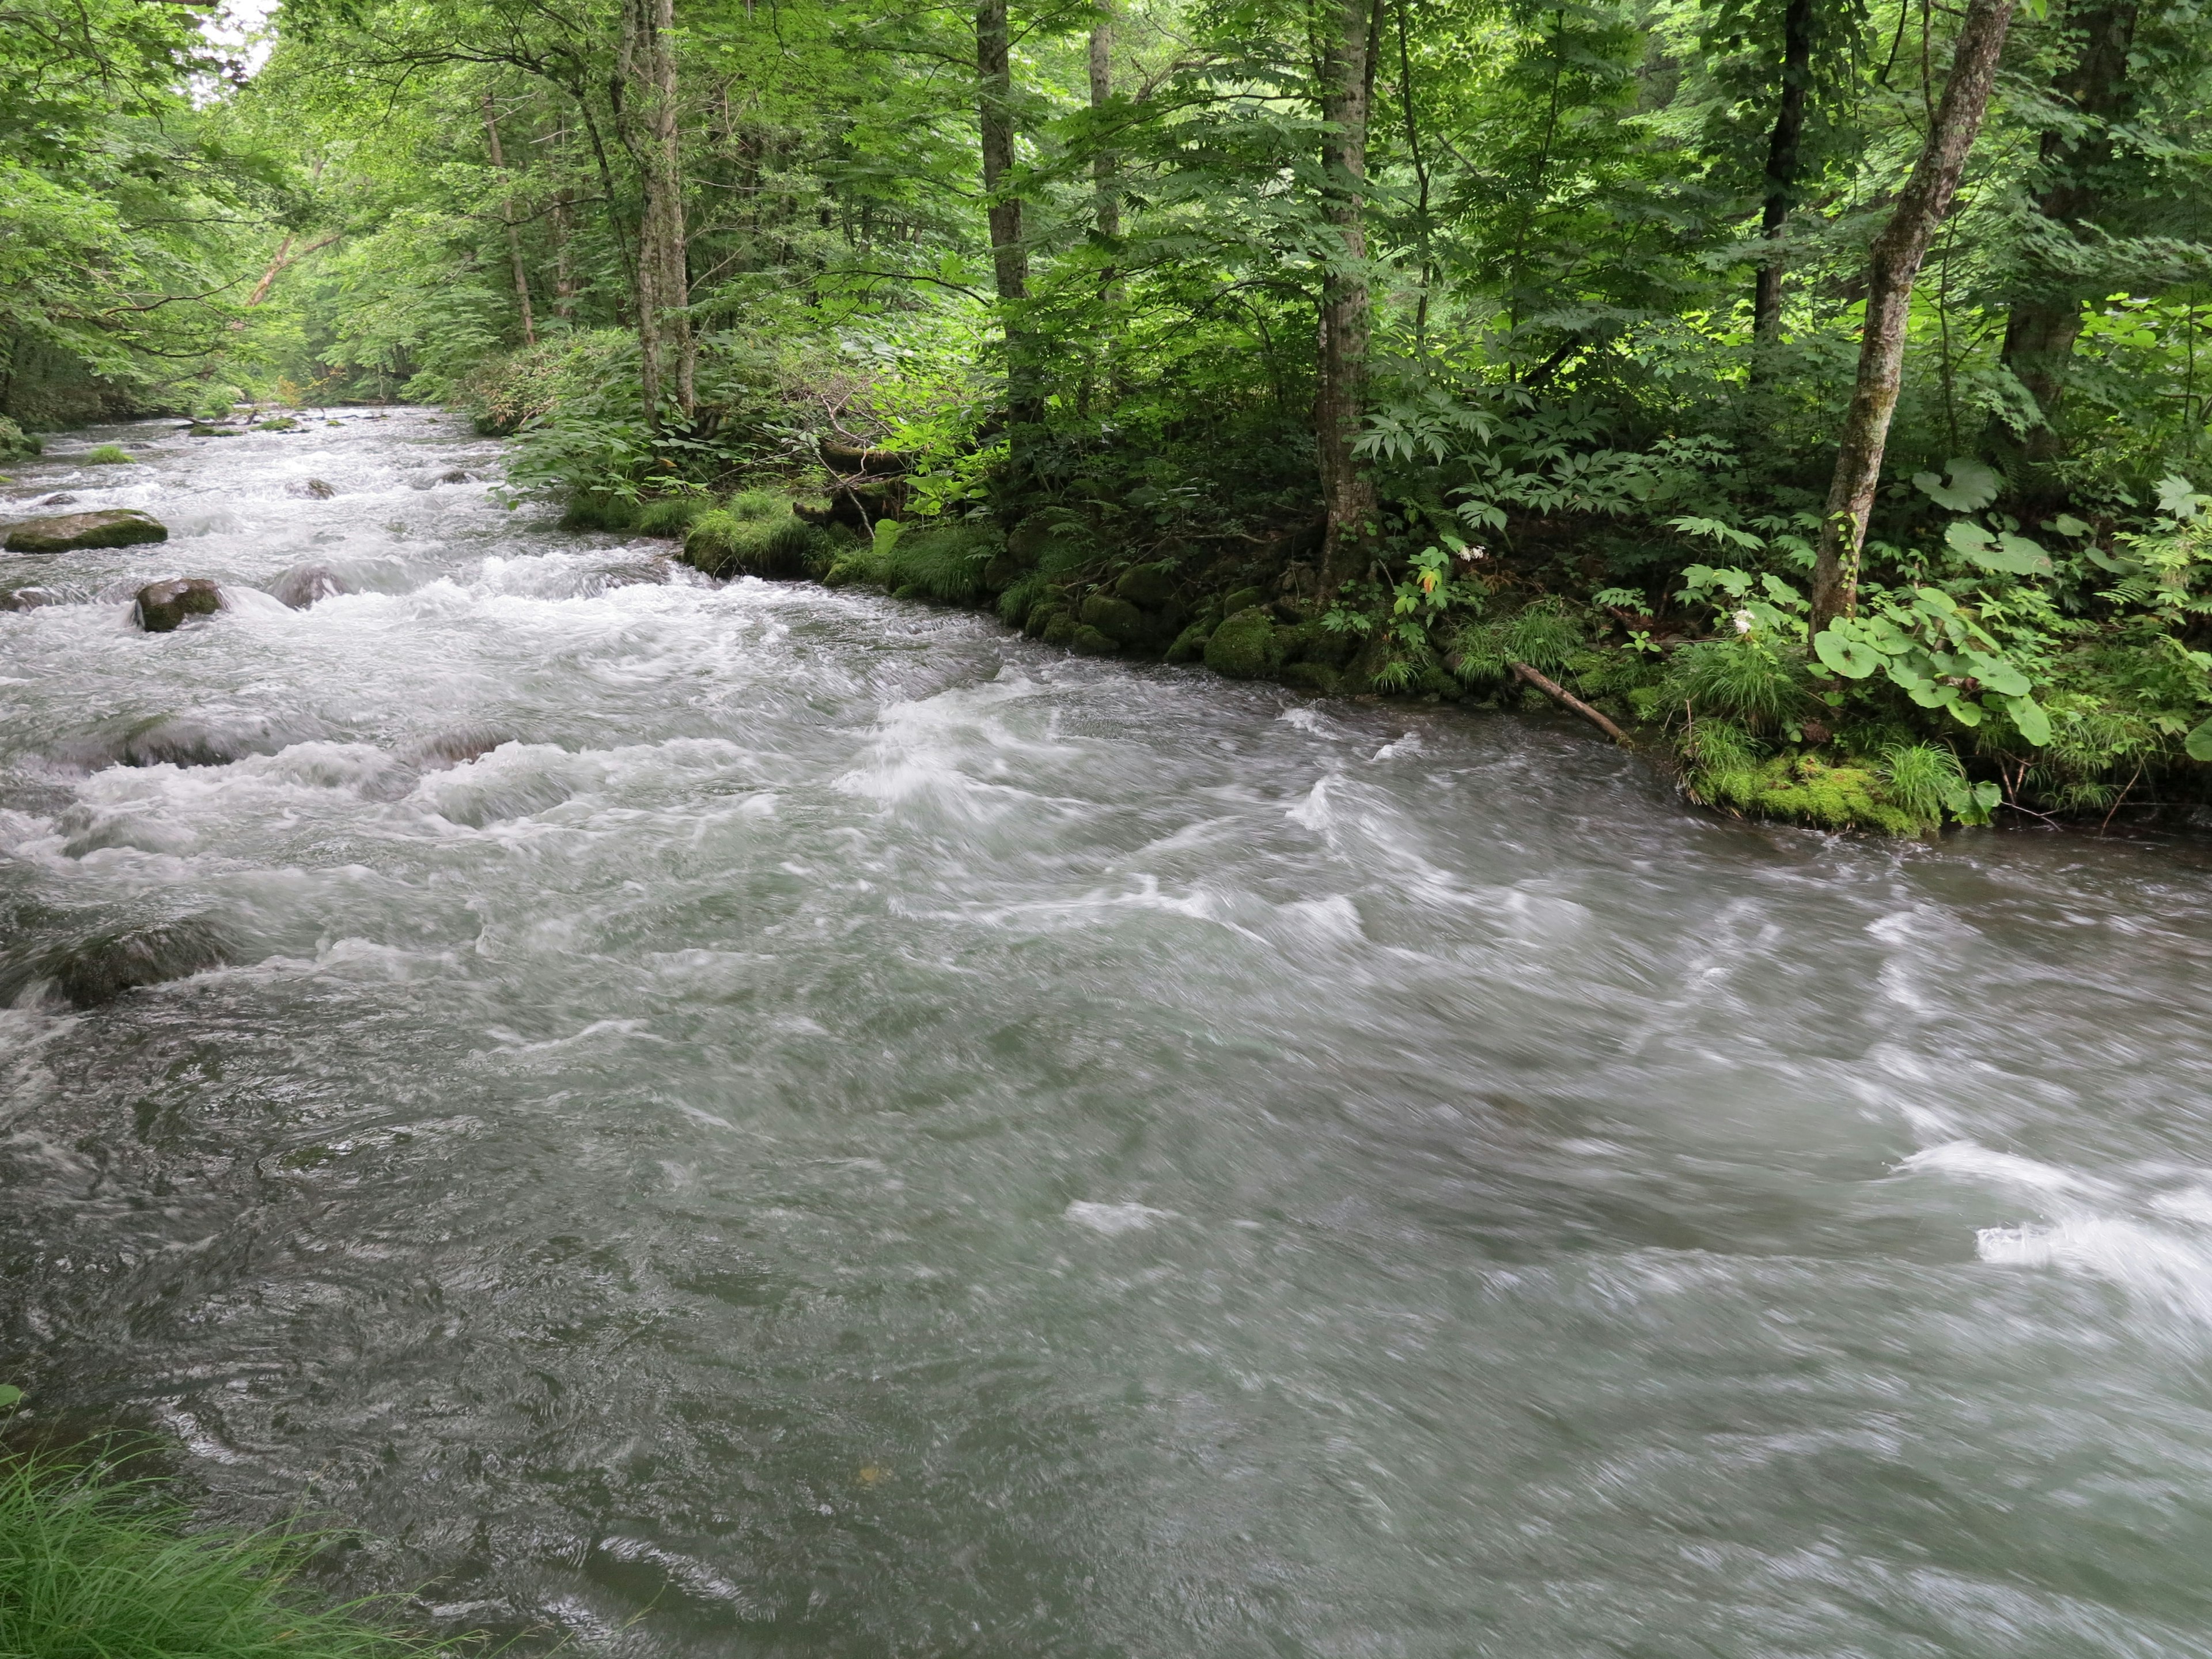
[8,0,2212,830]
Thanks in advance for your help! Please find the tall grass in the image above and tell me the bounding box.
[824,522,999,603]
[0,1445,461,1659]
[683,488,830,579]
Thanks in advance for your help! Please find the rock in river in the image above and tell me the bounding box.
[134,578,225,631]
[5,509,168,553]
[268,562,349,609]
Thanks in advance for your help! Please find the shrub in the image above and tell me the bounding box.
[1662,636,1810,732]
[684,490,829,579]
[0,1442,460,1659]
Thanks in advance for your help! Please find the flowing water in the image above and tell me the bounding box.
[6,411,2212,1658]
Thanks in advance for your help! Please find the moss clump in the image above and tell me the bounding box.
[1221,586,1264,618]
[1070,625,1119,656]
[1687,734,1929,835]
[253,416,300,432]
[1281,662,1340,695]
[82,444,133,464]
[1040,609,1079,647]
[0,1442,461,1659]
[1164,619,1213,664]
[1115,563,1177,609]
[1080,591,1145,645]
[685,490,827,579]
[1205,607,1286,680]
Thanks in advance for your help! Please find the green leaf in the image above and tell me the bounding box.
[0,1385,19,1411]
[1813,623,1879,679]
[1914,459,2001,512]
[1948,521,2048,573]
[1974,781,2002,812]
[2186,716,2212,763]
[2004,695,2051,745]
[1963,652,2031,698]
[2048,513,2092,539]
[2155,473,2207,521]
[1945,520,1995,555]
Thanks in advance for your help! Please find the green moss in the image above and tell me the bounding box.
[1041,609,1079,647]
[1115,563,1177,609]
[1689,745,1929,836]
[1080,592,1145,645]
[998,571,1048,627]
[82,444,133,464]
[1164,619,1213,664]
[1221,586,1264,618]
[252,416,299,432]
[1281,661,1341,695]
[1204,607,1286,680]
[1070,624,1120,656]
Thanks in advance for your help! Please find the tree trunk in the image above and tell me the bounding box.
[1089,4,1118,245]
[618,0,692,425]
[1316,0,1379,598]
[977,0,1039,452]
[1751,0,1815,353]
[1998,0,2139,455]
[482,92,537,347]
[1809,0,2014,632]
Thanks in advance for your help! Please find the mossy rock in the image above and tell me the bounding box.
[253,416,299,432]
[134,578,225,632]
[1205,607,1286,680]
[1115,563,1177,610]
[1700,753,1921,835]
[1165,620,1214,665]
[1222,586,1264,618]
[185,423,244,438]
[1281,662,1341,695]
[6,509,167,553]
[1282,618,1359,669]
[1041,610,1080,647]
[684,498,824,579]
[1081,592,1146,646]
[1070,625,1120,656]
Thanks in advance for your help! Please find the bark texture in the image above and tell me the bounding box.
[618,0,693,423]
[1809,0,2015,631]
[1089,4,1119,244]
[1316,0,1380,597]
[482,93,537,347]
[1751,0,1816,351]
[977,0,1040,456]
[1998,0,2140,454]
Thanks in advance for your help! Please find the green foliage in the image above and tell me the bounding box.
[81,444,131,464]
[684,490,831,579]
[824,523,1001,603]
[0,1443,460,1659]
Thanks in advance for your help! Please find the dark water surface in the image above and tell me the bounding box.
[6,412,2212,1657]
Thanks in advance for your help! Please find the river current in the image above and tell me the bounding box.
[5,411,2212,1656]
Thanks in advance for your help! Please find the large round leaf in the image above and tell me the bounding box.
[1813,624,1879,679]
[2003,695,2051,746]
[2186,716,2212,763]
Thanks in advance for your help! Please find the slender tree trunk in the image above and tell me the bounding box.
[977,0,1039,456]
[618,0,692,425]
[1751,0,1815,353]
[1089,4,1118,245]
[482,92,537,347]
[1809,0,2014,632]
[1316,0,1379,597]
[1998,0,2139,456]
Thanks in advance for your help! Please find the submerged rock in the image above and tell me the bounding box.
[37,493,77,507]
[5,509,168,553]
[22,915,237,1008]
[135,578,224,631]
[0,585,69,612]
[268,563,349,609]
[292,478,337,499]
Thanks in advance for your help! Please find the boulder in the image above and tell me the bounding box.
[0,585,66,612]
[6,509,167,553]
[1070,625,1120,656]
[43,916,237,1007]
[1221,586,1264,618]
[268,563,349,609]
[1115,564,1179,611]
[438,468,472,483]
[1205,607,1287,680]
[134,578,224,631]
[1080,592,1146,646]
[37,493,77,507]
[185,423,243,437]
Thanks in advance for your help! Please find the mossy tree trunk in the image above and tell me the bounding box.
[1315,0,1380,600]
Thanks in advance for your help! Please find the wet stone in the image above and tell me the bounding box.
[134,578,224,632]
[269,563,349,609]
[5,508,168,553]
[16,915,238,1009]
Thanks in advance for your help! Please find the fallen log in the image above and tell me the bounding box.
[1510,661,1631,746]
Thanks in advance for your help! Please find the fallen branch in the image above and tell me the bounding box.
[1511,661,1631,745]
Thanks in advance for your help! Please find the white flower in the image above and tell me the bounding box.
[1732,608,1755,634]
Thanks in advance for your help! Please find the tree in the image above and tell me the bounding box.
[1315,0,1380,595]
[1810,0,2017,631]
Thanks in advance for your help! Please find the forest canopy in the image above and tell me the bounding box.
[7,0,2212,830]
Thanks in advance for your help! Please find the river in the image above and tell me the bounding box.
[5,410,2212,1657]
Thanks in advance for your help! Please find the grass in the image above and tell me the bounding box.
[82,445,133,465]
[0,1441,464,1659]
[823,522,1000,603]
[683,488,830,579]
